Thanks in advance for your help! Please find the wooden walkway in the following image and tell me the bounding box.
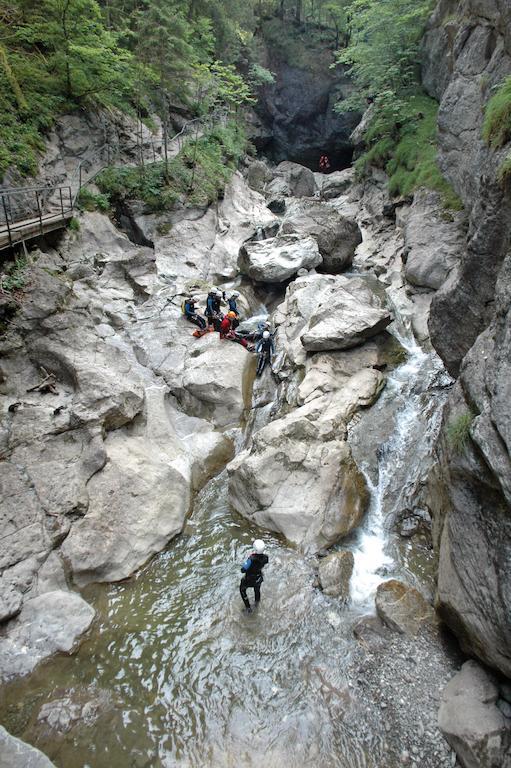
[0,184,75,252]
[0,210,74,251]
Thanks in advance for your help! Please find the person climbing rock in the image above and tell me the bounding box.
[319,154,331,173]
[181,296,206,331]
[256,330,275,376]
[240,539,268,613]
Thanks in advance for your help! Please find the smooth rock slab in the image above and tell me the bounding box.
[438,660,511,768]
[375,579,436,636]
[318,551,354,600]
[0,726,57,768]
[0,591,95,682]
[301,288,392,352]
[239,234,322,284]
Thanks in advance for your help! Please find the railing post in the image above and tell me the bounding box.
[35,190,43,235]
[69,186,72,211]
[2,194,13,249]
[79,163,82,191]
[59,187,64,217]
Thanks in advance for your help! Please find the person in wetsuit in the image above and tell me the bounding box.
[182,296,206,330]
[256,330,275,376]
[239,539,268,613]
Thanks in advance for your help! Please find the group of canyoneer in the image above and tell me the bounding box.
[181,289,275,376]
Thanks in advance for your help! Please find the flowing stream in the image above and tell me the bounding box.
[0,294,452,768]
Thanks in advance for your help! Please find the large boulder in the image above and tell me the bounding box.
[280,199,362,273]
[403,190,466,291]
[318,551,354,600]
[61,387,232,586]
[239,234,322,283]
[0,590,95,682]
[438,660,511,768]
[0,725,57,768]
[375,579,436,636]
[319,167,356,200]
[178,333,254,427]
[274,272,389,371]
[269,161,317,198]
[300,286,392,352]
[228,389,370,553]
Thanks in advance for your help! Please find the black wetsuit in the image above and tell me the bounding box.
[184,300,206,330]
[240,552,269,610]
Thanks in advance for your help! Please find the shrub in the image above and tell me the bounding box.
[96,121,247,211]
[497,150,511,187]
[68,217,81,232]
[77,188,110,212]
[483,77,511,149]
[1,255,28,292]
[446,411,474,454]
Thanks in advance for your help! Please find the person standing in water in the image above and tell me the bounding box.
[239,539,268,613]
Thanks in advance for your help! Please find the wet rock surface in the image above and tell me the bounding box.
[0,725,57,768]
[318,551,354,600]
[376,579,437,636]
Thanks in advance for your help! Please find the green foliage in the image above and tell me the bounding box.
[77,187,110,212]
[446,411,474,454]
[483,76,511,150]
[96,121,247,209]
[0,255,28,292]
[0,0,257,180]
[68,217,81,231]
[335,0,434,113]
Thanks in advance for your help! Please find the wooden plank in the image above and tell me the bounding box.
[0,212,73,251]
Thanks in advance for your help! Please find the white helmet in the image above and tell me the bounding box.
[215,289,223,298]
[231,291,240,298]
[262,330,270,339]
[253,539,265,554]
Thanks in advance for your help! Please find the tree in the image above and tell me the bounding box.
[135,0,194,174]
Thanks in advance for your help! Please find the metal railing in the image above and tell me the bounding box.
[0,185,73,249]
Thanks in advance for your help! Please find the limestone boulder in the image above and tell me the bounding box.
[375,579,436,636]
[179,332,254,427]
[246,159,272,194]
[438,661,511,768]
[280,199,361,273]
[300,287,391,352]
[318,551,354,600]
[269,161,317,199]
[228,390,369,553]
[403,190,466,291]
[239,234,322,283]
[320,167,356,200]
[62,387,232,586]
[0,590,95,682]
[0,725,57,768]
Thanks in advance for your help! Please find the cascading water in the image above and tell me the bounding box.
[349,292,451,606]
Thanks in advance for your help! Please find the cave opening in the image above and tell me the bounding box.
[263,140,355,173]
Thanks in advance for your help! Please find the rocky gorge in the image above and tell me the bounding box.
[1,1,511,767]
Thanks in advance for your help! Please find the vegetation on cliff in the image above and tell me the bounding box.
[335,0,461,208]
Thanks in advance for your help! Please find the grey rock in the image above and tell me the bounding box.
[0,725,57,768]
[272,161,317,198]
[246,159,272,194]
[438,660,511,768]
[300,287,391,352]
[239,234,322,283]
[320,168,356,200]
[375,579,436,636]
[403,190,466,291]
[318,551,354,599]
[280,199,362,273]
[0,590,95,682]
[228,388,371,553]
